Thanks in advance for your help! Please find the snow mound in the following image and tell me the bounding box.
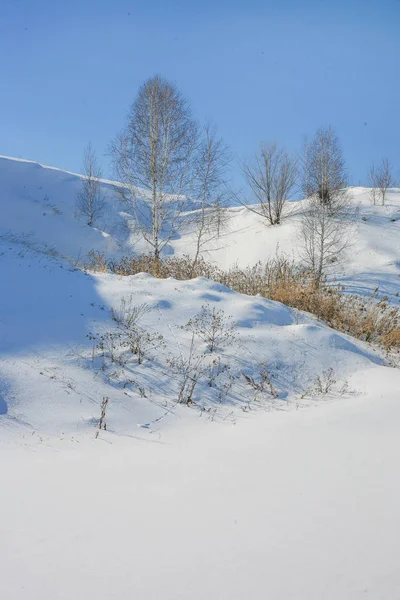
[0,236,394,440]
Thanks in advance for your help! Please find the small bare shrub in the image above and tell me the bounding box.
[302,368,336,398]
[122,328,165,365]
[81,250,108,272]
[95,331,121,363]
[184,304,237,352]
[91,301,164,368]
[95,396,109,437]
[206,357,236,403]
[111,298,163,364]
[207,357,230,387]
[167,335,207,404]
[111,298,151,329]
[242,363,278,398]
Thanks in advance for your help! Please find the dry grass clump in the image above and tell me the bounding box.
[80,252,400,350]
[82,250,109,273]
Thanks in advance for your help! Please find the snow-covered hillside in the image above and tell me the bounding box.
[2,155,399,301]
[174,188,400,304]
[1,234,388,436]
[1,155,400,600]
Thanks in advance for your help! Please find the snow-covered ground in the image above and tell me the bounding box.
[1,155,400,599]
[3,381,400,600]
[1,155,399,300]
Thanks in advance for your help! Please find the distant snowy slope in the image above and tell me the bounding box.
[174,187,400,301]
[1,155,399,302]
[0,155,135,259]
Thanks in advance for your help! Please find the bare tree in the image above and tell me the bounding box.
[110,75,198,263]
[368,164,379,205]
[302,126,349,214]
[76,143,105,226]
[190,124,231,275]
[241,143,297,225]
[368,158,393,205]
[299,136,310,198]
[300,195,352,286]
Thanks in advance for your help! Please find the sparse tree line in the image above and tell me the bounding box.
[75,74,398,287]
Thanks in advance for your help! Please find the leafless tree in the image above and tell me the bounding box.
[368,164,379,205]
[300,195,352,286]
[299,128,353,284]
[190,124,231,275]
[368,158,393,205]
[241,143,297,225]
[110,75,198,263]
[302,126,349,214]
[76,143,105,226]
[299,136,311,198]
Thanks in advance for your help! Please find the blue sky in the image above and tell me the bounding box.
[0,0,399,186]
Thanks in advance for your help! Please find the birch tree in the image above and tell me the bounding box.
[190,124,231,275]
[300,196,352,286]
[110,75,198,262]
[303,126,349,214]
[76,143,105,226]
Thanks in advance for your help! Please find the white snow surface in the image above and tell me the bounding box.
[1,156,400,599]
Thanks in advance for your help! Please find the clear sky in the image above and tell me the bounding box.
[0,0,399,186]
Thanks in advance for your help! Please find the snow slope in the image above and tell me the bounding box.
[1,155,399,301]
[174,187,400,302]
[0,155,130,259]
[2,373,400,600]
[0,236,387,437]
[1,155,400,599]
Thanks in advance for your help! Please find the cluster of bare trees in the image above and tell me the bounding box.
[75,74,396,287]
[241,126,353,285]
[368,158,393,205]
[76,76,231,264]
[108,75,231,268]
[299,127,354,285]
